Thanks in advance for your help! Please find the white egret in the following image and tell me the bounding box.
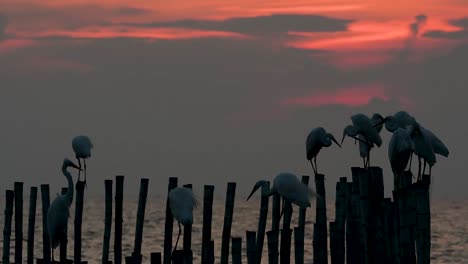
[169,187,197,254]
[380,111,416,132]
[342,113,383,168]
[306,127,341,175]
[358,113,384,167]
[388,128,413,189]
[247,172,317,213]
[47,159,81,261]
[72,135,93,184]
[408,122,436,180]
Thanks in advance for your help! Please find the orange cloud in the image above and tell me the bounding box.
[0,38,35,54]
[283,85,388,107]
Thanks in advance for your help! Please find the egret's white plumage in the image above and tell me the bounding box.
[72,135,93,184]
[169,187,197,253]
[409,122,436,179]
[388,128,413,188]
[358,113,384,167]
[383,111,416,132]
[47,159,81,261]
[306,127,341,175]
[247,172,316,209]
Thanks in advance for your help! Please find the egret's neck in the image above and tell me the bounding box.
[62,167,74,206]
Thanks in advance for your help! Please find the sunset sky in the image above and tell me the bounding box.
[0,0,467,199]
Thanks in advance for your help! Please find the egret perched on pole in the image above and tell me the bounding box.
[342,113,383,168]
[388,128,413,189]
[305,127,341,175]
[47,159,81,261]
[379,111,416,132]
[72,135,93,185]
[169,187,197,254]
[358,113,384,168]
[247,172,317,219]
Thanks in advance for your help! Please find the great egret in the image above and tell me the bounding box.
[247,172,316,209]
[168,187,197,254]
[47,159,81,261]
[306,127,341,175]
[380,111,416,132]
[358,113,384,168]
[388,128,413,189]
[72,135,93,184]
[342,113,383,168]
[408,122,436,180]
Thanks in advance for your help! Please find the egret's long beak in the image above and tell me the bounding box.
[246,183,261,201]
[330,135,341,148]
[341,134,346,145]
[70,162,82,171]
[373,117,387,128]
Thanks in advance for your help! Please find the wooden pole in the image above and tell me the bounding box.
[391,200,400,264]
[40,184,51,263]
[334,177,347,264]
[182,184,193,264]
[382,198,395,264]
[206,241,215,264]
[271,193,281,231]
[74,181,86,264]
[255,182,270,264]
[246,231,257,264]
[367,167,385,263]
[298,175,310,228]
[357,168,369,264]
[14,182,24,264]
[347,169,361,264]
[150,252,162,264]
[2,190,14,264]
[115,175,125,264]
[201,185,215,263]
[280,201,293,264]
[27,187,37,264]
[102,180,113,264]
[415,174,431,264]
[313,174,327,264]
[267,230,279,264]
[329,222,338,264]
[132,178,149,263]
[294,227,304,264]
[163,177,177,264]
[171,250,184,264]
[231,237,242,264]
[60,187,69,263]
[296,175,309,263]
[220,182,236,264]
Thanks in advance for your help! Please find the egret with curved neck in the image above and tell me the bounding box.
[47,158,81,261]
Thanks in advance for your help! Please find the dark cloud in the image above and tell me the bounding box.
[113,7,153,16]
[0,14,7,41]
[120,14,352,35]
[424,17,468,39]
[409,14,427,36]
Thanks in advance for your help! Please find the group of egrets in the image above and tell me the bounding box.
[47,135,93,261]
[46,111,449,260]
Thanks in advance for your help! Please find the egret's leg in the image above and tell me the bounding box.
[77,158,82,182]
[309,160,316,175]
[418,157,422,181]
[408,153,413,172]
[314,156,318,175]
[422,161,427,181]
[279,197,285,222]
[429,166,432,176]
[84,159,88,188]
[173,222,182,256]
[52,248,55,262]
[363,158,366,168]
[367,149,371,169]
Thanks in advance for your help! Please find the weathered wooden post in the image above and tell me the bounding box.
[102,180,113,264]
[14,182,24,264]
[221,182,236,264]
[382,198,395,264]
[267,229,279,264]
[334,177,347,264]
[231,237,242,264]
[246,231,257,264]
[60,187,71,263]
[313,174,327,264]
[346,169,361,264]
[171,250,184,264]
[182,184,193,264]
[270,192,281,263]
[27,187,38,264]
[115,175,125,264]
[368,167,385,263]
[150,252,162,264]
[329,222,339,264]
[130,178,149,264]
[255,182,270,264]
[202,185,215,263]
[74,181,86,264]
[41,184,51,263]
[206,241,215,264]
[294,227,304,264]
[357,168,369,264]
[280,201,293,264]
[415,174,431,264]
[2,190,14,264]
[163,177,177,264]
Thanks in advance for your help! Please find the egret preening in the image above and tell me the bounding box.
[47,159,81,261]
[246,172,317,219]
[306,127,341,175]
[389,128,413,189]
[358,113,384,168]
[72,135,93,184]
[380,111,416,132]
[169,187,197,254]
[342,113,383,168]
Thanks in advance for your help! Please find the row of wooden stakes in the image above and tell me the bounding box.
[1,167,431,264]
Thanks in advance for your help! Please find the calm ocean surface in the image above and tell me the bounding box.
[1,197,467,263]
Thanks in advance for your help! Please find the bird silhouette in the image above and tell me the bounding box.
[169,187,197,255]
[305,127,341,175]
[47,159,81,262]
[72,135,93,185]
[388,128,413,189]
[358,113,384,168]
